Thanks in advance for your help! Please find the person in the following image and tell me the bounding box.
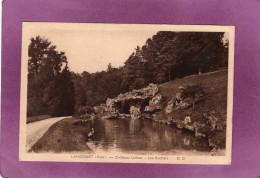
[183,114,191,124]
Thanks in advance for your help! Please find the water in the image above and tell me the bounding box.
[87,118,210,155]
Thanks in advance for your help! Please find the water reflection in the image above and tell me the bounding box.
[88,118,210,154]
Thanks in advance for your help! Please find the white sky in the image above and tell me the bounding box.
[23,23,157,73]
[23,23,229,74]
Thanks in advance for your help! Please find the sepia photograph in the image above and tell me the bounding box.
[19,23,234,164]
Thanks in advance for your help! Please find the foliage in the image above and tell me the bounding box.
[27,32,228,116]
[181,85,205,99]
[27,36,74,117]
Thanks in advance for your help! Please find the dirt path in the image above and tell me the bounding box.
[26,116,71,152]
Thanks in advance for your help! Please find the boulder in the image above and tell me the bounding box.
[175,100,191,109]
[183,124,194,131]
[144,94,163,113]
[183,115,191,124]
[149,94,162,106]
[203,111,219,130]
[130,106,141,120]
[141,113,152,120]
[193,122,206,137]
[101,112,119,120]
[144,105,163,113]
[165,99,175,114]
[175,92,182,100]
[118,113,131,119]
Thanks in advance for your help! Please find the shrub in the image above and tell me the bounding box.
[75,105,94,116]
[181,85,205,99]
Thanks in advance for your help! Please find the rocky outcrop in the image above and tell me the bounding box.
[96,83,225,151]
[105,83,159,117]
[165,99,175,114]
[144,94,163,113]
[130,106,141,120]
[101,112,119,120]
[203,110,225,131]
[164,85,205,114]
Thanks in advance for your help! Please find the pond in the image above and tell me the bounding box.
[86,118,211,155]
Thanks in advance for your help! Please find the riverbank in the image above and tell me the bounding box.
[26,116,70,151]
[29,118,92,153]
[98,69,228,152]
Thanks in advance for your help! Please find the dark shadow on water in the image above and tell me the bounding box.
[88,118,210,153]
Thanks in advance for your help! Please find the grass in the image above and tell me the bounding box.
[27,115,52,124]
[155,69,228,149]
[29,118,93,153]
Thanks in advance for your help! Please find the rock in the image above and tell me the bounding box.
[90,114,96,120]
[175,92,182,100]
[195,132,206,137]
[175,85,205,109]
[165,99,175,114]
[149,94,162,106]
[118,113,131,119]
[183,115,191,124]
[105,83,159,114]
[211,148,218,156]
[183,124,194,131]
[144,105,163,113]
[130,106,141,120]
[144,94,163,113]
[167,116,177,125]
[101,112,118,120]
[175,100,191,109]
[193,122,206,137]
[141,113,152,119]
[203,112,219,130]
[178,86,185,90]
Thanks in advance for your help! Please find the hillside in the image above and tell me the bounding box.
[99,69,228,152]
[156,69,228,149]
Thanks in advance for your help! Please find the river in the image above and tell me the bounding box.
[86,118,211,155]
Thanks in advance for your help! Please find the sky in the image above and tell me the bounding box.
[23,23,157,74]
[23,23,229,74]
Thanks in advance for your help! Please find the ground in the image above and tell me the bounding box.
[26,116,69,151]
[29,118,92,153]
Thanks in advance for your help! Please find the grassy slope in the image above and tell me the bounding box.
[29,118,92,153]
[155,69,228,149]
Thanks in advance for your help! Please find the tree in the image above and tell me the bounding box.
[27,36,74,117]
[172,32,225,75]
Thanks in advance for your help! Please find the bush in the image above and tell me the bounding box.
[75,105,94,116]
[181,85,205,99]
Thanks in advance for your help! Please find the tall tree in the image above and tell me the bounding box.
[27,36,74,117]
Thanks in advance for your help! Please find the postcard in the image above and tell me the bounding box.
[19,23,234,164]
